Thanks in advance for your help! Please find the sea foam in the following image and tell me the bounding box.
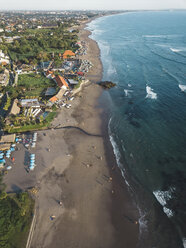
[179,84,186,92]
[124,89,133,97]
[183,238,186,248]
[108,119,130,187]
[170,48,182,53]
[153,190,174,218]
[146,85,157,99]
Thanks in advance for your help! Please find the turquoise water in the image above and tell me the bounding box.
[88,11,186,247]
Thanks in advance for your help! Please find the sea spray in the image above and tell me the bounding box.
[179,84,186,92]
[153,190,174,218]
[146,85,157,99]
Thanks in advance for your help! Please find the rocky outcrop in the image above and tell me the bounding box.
[98,81,116,89]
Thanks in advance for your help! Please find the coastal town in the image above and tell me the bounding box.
[0,9,138,248]
[0,11,93,173]
[0,3,185,248]
[0,10,100,248]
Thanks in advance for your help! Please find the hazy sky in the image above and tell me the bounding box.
[0,0,186,10]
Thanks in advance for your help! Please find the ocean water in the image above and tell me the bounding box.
[87,11,186,248]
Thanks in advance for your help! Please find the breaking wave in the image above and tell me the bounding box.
[143,34,181,39]
[124,89,133,97]
[170,48,182,53]
[183,238,186,248]
[179,84,186,92]
[153,189,174,218]
[146,85,157,99]
[108,119,130,187]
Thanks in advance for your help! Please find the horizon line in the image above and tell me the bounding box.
[0,8,186,12]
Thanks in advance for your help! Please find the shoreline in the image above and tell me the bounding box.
[83,19,140,246]
[27,17,140,247]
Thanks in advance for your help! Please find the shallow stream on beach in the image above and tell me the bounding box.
[87,11,186,248]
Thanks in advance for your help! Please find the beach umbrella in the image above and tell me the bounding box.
[0,159,5,163]
[29,165,34,170]
[7,166,12,170]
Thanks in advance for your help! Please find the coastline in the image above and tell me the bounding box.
[29,18,139,248]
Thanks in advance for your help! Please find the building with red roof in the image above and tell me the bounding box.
[55,75,69,88]
[63,50,75,59]
[49,96,58,103]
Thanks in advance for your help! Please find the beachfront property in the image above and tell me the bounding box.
[0,134,16,143]
[48,87,67,104]
[67,79,79,86]
[63,50,76,59]
[0,134,16,151]
[54,75,69,89]
[19,99,40,108]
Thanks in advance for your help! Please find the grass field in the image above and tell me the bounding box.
[18,73,56,97]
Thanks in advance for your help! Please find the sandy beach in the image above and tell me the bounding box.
[5,19,139,248]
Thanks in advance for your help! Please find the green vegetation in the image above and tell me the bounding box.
[3,97,11,111]
[45,111,57,122]
[6,25,78,64]
[6,112,57,133]
[18,73,56,97]
[0,190,34,248]
[74,80,82,89]
[6,122,47,133]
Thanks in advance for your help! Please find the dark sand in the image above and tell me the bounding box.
[30,20,139,248]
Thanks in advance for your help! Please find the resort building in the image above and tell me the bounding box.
[49,96,58,104]
[54,75,69,89]
[0,134,16,143]
[67,79,79,86]
[19,99,40,108]
[0,134,16,151]
[63,50,75,59]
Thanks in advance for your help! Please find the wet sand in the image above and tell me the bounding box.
[30,19,139,248]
